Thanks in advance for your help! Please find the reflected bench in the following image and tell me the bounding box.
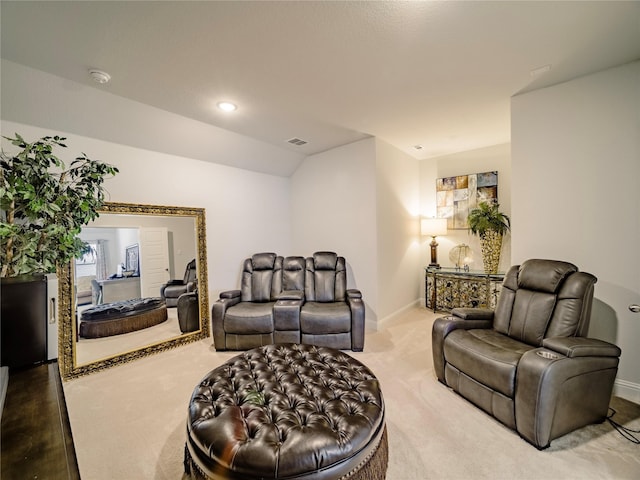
[79,297,167,339]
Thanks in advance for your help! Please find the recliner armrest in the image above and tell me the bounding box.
[432,315,493,383]
[279,290,304,301]
[450,308,494,320]
[211,293,241,350]
[345,289,365,351]
[219,289,241,299]
[542,336,621,358]
[165,279,185,286]
[274,296,304,343]
[516,344,620,448]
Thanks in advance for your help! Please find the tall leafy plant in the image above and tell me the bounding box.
[467,201,510,274]
[467,201,510,237]
[0,134,118,277]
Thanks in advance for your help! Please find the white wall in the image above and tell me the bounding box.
[291,138,378,322]
[511,61,640,402]
[375,139,422,321]
[1,121,293,304]
[291,138,423,326]
[418,143,512,303]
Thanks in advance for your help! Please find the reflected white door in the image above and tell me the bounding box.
[139,227,170,298]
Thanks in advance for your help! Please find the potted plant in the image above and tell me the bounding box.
[1,133,118,367]
[467,201,510,274]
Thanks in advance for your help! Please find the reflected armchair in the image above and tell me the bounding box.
[161,259,197,307]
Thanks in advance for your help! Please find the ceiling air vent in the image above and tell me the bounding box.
[287,137,308,146]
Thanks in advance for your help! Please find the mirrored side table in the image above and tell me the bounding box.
[425,267,505,312]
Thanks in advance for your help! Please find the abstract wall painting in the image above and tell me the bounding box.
[436,171,498,229]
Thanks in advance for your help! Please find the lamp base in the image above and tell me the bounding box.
[429,237,440,269]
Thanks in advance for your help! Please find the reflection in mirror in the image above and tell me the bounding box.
[59,202,209,380]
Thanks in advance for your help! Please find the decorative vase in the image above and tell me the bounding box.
[479,230,503,274]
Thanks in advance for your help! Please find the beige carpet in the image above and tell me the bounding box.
[62,307,640,479]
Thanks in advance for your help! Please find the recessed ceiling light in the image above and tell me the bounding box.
[88,69,111,84]
[217,101,237,112]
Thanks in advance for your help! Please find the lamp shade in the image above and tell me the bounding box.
[421,218,448,237]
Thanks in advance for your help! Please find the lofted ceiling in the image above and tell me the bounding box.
[2,1,640,175]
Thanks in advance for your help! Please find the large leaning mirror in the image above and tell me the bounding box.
[59,202,209,380]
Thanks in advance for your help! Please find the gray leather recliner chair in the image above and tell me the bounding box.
[212,253,283,350]
[300,251,365,351]
[432,259,621,449]
[212,251,365,351]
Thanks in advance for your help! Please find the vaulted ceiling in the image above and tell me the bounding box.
[2,1,639,175]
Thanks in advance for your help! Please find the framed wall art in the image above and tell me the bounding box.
[436,171,498,229]
[125,243,139,274]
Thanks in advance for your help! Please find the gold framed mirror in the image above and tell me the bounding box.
[59,202,209,380]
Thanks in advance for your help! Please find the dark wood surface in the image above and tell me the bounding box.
[1,362,80,480]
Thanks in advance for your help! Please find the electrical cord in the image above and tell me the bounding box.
[607,408,640,444]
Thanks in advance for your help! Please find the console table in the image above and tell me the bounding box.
[96,277,141,304]
[425,267,504,312]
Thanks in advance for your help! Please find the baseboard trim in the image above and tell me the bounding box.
[614,379,640,405]
[376,300,421,328]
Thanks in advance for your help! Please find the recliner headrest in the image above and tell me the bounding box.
[251,252,278,271]
[518,259,578,293]
[283,256,305,270]
[313,251,338,270]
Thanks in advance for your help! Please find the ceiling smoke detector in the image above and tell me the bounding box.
[89,69,111,84]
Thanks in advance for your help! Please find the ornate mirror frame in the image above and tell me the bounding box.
[59,202,209,380]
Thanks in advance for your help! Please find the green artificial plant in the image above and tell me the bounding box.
[0,133,118,277]
[467,201,510,274]
[467,201,511,237]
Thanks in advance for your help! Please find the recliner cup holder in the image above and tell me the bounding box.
[536,350,559,360]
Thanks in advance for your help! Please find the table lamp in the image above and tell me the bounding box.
[421,218,448,268]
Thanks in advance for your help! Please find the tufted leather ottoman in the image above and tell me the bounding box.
[79,297,167,338]
[185,343,387,479]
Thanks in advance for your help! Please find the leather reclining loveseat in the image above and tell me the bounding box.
[432,259,621,449]
[212,251,364,351]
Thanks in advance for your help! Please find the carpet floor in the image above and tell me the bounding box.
[62,306,640,479]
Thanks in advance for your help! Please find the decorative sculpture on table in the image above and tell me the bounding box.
[449,244,473,271]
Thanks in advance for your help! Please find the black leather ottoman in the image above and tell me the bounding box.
[185,343,387,480]
[79,297,167,339]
